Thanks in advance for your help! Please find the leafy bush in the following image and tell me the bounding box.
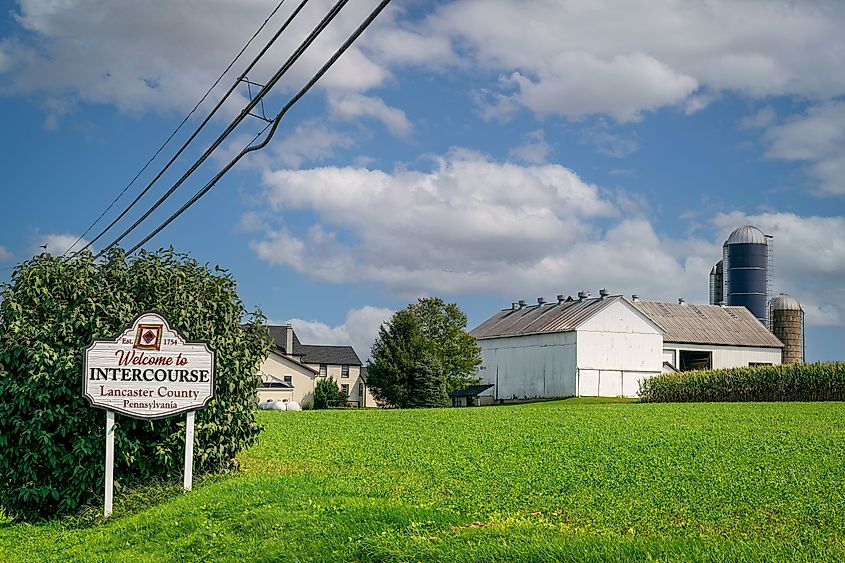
[639,362,845,403]
[313,377,346,409]
[0,248,271,520]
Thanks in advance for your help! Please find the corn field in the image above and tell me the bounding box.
[639,362,845,402]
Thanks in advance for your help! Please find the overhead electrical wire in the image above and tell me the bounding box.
[75,0,315,258]
[63,0,289,257]
[124,0,394,256]
[93,0,354,259]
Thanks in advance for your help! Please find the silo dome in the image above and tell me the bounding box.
[725,225,768,245]
[770,293,802,311]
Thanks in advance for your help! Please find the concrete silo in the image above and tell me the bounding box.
[769,293,804,364]
[723,225,771,325]
[709,260,723,305]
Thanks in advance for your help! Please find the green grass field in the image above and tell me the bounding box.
[2,400,845,562]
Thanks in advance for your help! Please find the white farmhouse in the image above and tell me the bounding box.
[470,292,784,401]
[257,325,377,407]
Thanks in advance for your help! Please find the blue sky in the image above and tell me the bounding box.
[1,0,844,362]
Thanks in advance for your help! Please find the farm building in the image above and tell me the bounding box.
[257,325,377,407]
[633,298,783,371]
[470,292,784,400]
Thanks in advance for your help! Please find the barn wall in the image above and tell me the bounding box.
[576,300,663,398]
[663,342,782,369]
[477,331,577,400]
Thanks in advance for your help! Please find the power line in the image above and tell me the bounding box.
[125,0,394,256]
[77,0,315,257]
[94,0,353,259]
[63,0,289,257]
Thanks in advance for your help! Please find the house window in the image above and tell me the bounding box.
[283,375,292,385]
[341,365,350,378]
[358,382,363,397]
[319,364,327,377]
[341,384,349,397]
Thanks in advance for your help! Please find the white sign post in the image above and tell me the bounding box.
[83,312,215,517]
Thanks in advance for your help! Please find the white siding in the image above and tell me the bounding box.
[575,300,663,398]
[477,331,577,400]
[663,342,781,369]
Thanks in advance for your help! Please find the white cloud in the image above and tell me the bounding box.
[270,122,355,169]
[0,245,12,261]
[287,305,394,362]
[327,93,412,137]
[579,122,639,158]
[509,129,551,164]
[248,151,844,328]
[2,0,393,115]
[763,101,845,195]
[411,0,845,120]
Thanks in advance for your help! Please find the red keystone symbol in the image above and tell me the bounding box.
[143,330,156,344]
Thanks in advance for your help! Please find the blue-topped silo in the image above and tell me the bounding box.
[722,225,770,325]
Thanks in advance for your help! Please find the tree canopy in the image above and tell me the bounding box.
[367,297,480,408]
[313,377,347,409]
[0,248,270,520]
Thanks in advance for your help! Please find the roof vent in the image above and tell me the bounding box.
[557,294,565,303]
[537,297,546,305]
[678,298,686,305]
[631,294,640,302]
[511,302,518,311]
[577,291,589,301]
[599,288,610,299]
[518,299,526,309]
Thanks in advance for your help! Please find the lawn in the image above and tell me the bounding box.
[2,401,845,561]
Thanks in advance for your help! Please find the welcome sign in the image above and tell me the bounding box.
[83,311,216,516]
[83,312,215,419]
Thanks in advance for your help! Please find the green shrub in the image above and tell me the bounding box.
[639,362,845,403]
[0,248,271,520]
[314,377,346,409]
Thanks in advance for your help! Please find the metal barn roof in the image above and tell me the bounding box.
[633,301,783,348]
[470,296,625,339]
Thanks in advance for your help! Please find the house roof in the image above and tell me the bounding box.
[266,347,319,375]
[267,325,362,366]
[449,384,494,397]
[470,296,628,339]
[633,301,783,348]
[297,344,362,366]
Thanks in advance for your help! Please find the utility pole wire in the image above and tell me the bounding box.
[125,0,394,256]
[64,0,289,258]
[94,0,352,259]
[77,0,314,257]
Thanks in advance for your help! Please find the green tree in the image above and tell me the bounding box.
[409,353,448,408]
[313,377,347,409]
[367,297,480,408]
[0,248,271,520]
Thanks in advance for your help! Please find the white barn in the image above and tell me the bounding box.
[470,294,664,401]
[633,299,783,371]
[470,293,784,401]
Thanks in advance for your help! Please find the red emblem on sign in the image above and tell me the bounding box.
[134,324,163,350]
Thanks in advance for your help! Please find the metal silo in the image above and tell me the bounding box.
[722,225,770,325]
[769,293,804,364]
[709,260,723,305]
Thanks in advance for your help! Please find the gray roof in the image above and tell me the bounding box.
[267,325,362,366]
[297,345,362,366]
[633,301,783,348]
[449,384,494,398]
[725,225,768,245]
[470,296,627,339]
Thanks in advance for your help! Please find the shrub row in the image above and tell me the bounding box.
[639,362,845,403]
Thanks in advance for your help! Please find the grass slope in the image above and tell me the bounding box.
[2,401,845,561]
